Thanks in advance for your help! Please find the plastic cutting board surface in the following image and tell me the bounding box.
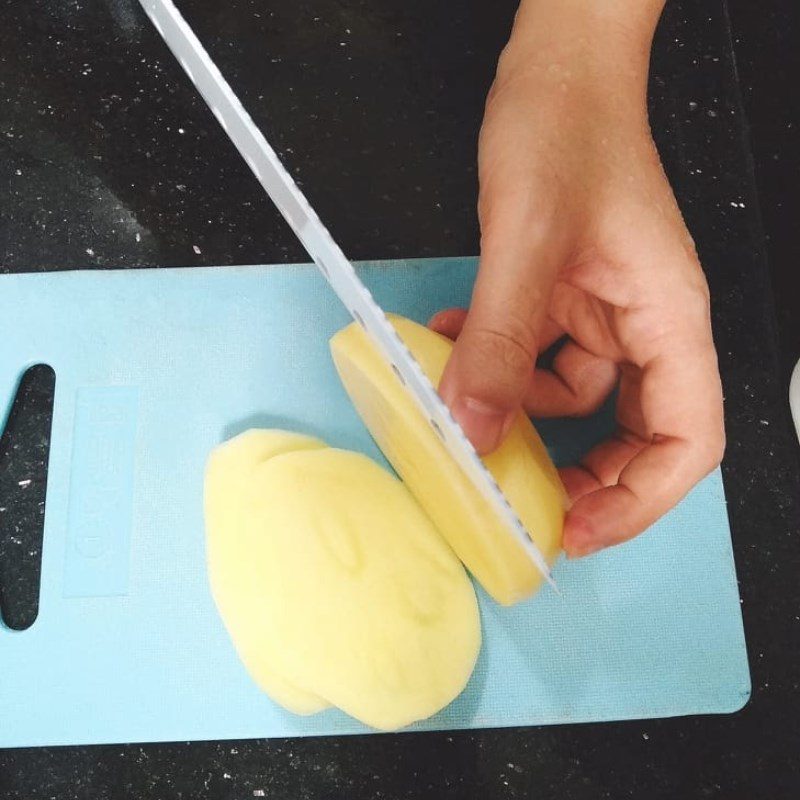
[0,258,750,747]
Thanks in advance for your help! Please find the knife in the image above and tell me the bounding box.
[138,0,556,590]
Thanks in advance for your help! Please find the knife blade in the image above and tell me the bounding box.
[139,0,556,590]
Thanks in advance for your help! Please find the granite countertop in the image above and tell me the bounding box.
[1,1,798,798]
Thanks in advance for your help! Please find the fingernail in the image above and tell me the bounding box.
[451,397,512,454]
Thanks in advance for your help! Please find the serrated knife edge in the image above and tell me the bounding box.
[139,0,556,590]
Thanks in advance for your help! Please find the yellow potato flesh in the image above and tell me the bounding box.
[205,430,330,714]
[330,316,566,605]
[205,430,481,731]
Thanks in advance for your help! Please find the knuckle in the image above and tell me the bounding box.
[710,430,727,467]
[682,278,712,322]
[470,323,535,378]
[626,281,713,351]
[491,48,532,100]
[697,428,726,473]
[572,393,607,417]
[484,76,505,112]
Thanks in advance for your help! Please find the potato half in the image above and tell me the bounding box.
[330,315,566,605]
[205,429,481,730]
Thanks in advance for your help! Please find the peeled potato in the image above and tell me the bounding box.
[205,429,481,731]
[330,315,567,605]
[205,430,331,714]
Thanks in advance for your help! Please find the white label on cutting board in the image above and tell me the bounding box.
[63,387,139,598]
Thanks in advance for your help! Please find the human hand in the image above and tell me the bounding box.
[431,0,725,558]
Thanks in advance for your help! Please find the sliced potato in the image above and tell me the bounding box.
[330,315,566,605]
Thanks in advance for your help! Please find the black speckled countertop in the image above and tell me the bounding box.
[1,1,799,798]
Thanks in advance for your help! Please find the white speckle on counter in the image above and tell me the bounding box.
[223,772,231,779]
[253,791,265,797]
[135,232,141,242]
[193,244,201,255]
[18,479,32,487]
[86,247,95,256]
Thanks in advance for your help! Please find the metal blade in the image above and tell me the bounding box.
[139,0,556,589]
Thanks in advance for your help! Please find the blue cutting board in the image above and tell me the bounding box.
[0,258,750,748]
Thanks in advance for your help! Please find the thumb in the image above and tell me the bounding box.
[439,201,567,454]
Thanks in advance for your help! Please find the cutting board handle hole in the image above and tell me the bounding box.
[0,364,55,631]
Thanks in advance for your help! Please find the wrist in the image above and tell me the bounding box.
[498,0,664,99]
